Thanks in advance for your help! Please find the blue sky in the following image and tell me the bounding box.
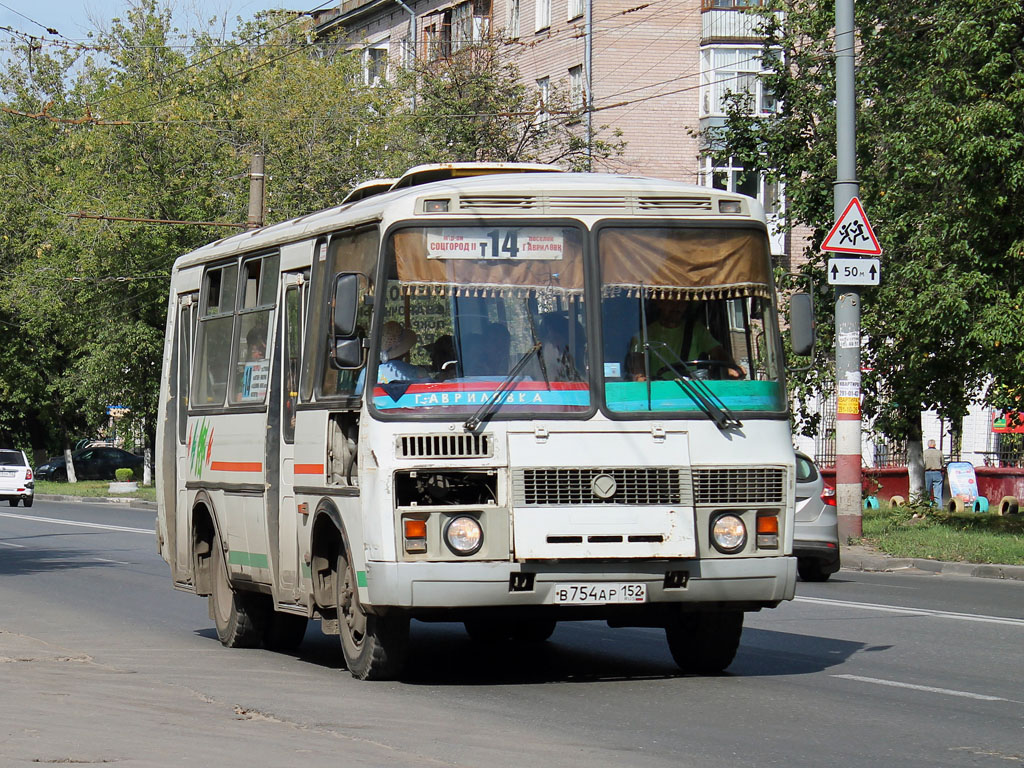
[0,1,296,44]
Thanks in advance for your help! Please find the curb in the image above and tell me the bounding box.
[35,493,157,512]
[841,545,1024,582]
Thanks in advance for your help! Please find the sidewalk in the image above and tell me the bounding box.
[34,493,157,511]
[842,543,1024,582]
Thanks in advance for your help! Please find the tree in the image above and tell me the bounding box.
[401,42,623,171]
[702,0,1024,494]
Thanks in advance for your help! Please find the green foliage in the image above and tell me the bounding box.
[701,0,1024,443]
[115,467,134,482]
[862,505,1024,564]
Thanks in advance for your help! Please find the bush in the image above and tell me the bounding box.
[115,467,134,482]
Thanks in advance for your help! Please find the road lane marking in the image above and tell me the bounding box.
[0,540,25,547]
[795,596,1024,628]
[93,557,131,565]
[0,511,153,535]
[833,674,1017,703]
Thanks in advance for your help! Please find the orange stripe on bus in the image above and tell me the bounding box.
[294,464,324,475]
[210,461,263,472]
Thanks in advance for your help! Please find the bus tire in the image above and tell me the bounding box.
[665,611,743,675]
[335,550,409,680]
[263,612,308,652]
[209,530,266,648]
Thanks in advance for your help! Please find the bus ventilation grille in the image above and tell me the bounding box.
[397,434,493,459]
[637,195,712,211]
[691,468,785,505]
[513,467,691,506]
[459,195,537,211]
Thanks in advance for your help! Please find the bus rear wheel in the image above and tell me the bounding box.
[209,530,266,648]
[335,550,409,680]
[665,611,743,675]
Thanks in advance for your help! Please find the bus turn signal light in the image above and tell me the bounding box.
[756,513,779,549]
[404,518,428,554]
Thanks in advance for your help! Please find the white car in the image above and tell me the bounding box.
[0,449,34,507]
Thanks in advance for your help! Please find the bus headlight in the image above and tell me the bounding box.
[444,516,483,556]
[711,513,747,554]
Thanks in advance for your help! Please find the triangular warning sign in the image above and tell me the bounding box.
[821,196,882,255]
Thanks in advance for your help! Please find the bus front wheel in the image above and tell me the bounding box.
[335,550,409,680]
[209,530,267,648]
[665,611,743,675]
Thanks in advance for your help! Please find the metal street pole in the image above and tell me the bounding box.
[834,0,862,540]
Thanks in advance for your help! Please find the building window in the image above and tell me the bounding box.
[701,0,764,9]
[568,65,584,113]
[509,0,520,38]
[536,76,550,125]
[535,0,551,31]
[700,45,778,117]
[363,42,388,86]
[699,156,782,216]
[568,0,584,20]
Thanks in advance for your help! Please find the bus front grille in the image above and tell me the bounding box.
[397,433,493,459]
[513,468,691,506]
[691,468,785,505]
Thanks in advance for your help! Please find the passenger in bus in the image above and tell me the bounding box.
[628,298,742,380]
[246,329,266,361]
[376,320,427,383]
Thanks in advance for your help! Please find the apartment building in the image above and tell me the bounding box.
[312,0,786,254]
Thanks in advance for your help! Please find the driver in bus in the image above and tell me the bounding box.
[376,320,428,383]
[629,297,742,380]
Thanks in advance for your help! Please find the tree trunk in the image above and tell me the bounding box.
[906,414,924,500]
[63,445,78,484]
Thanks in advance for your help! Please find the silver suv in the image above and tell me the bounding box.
[794,451,840,581]
[0,449,34,508]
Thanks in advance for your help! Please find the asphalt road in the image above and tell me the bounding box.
[1,500,1021,768]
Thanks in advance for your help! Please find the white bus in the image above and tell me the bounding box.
[156,163,813,680]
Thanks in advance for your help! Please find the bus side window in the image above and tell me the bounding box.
[231,253,279,404]
[192,264,237,406]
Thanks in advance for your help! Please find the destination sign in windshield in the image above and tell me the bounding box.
[426,228,564,260]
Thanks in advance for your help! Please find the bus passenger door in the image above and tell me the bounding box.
[173,293,197,584]
[271,271,305,602]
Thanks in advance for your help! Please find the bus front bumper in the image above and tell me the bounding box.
[363,556,796,613]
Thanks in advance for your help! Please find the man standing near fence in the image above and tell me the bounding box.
[924,439,944,506]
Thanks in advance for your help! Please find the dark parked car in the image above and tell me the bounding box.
[35,447,144,482]
[794,450,841,581]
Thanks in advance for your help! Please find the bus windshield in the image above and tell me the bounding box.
[598,226,786,415]
[370,225,590,418]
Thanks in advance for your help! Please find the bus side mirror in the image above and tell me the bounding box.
[333,338,363,369]
[333,273,362,337]
[789,291,814,357]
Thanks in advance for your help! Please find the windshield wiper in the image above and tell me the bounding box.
[645,341,742,431]
[463,342,542,432]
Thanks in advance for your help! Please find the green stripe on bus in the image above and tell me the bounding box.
[228,550,269,569]
[356,570,368,588]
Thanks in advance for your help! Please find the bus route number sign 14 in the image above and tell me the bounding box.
[827,257,880,286]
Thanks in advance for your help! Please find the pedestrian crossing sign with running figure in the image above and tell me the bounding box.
[821,196,882,255]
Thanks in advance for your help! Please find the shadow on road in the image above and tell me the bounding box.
[212,619,869,686]
[0,535,132,576]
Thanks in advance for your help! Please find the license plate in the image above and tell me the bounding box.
[552,583,647,605]
[0,471,13,477]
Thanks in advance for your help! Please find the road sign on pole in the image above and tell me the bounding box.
[822,196,881,255]
[827,257,880,285]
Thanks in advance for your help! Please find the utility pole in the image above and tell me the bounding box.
[833,0,862,540]
[585,0,593,171]
[247,153,265,230]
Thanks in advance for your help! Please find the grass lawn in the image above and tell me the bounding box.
[861,504,1024,565]
[34,480,157,503]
